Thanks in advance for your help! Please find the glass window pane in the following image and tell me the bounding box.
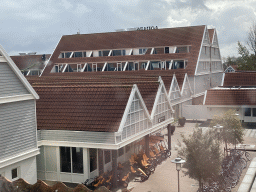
[253,108,256,117]
[60,147,71,173]
[113,50,122,56]
[72,147,83,173]
[65,52,72,58]
[122,50,126,55]
[12,168,18,179]
[103,50,110,56]
[104,150,111,164]
[74,52,82,57]
[245,108,251,116]
[165,47,169,53]
[90,148,97,172]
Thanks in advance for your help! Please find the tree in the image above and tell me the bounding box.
[178,126,222,191]
[247,22,256,55]
[210,109,244,151]
[237,22,256,71]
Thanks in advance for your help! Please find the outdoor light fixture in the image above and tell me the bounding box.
[213,124,223,133]
[171,157,186,192]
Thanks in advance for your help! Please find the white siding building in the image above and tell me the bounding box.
[0,44,39,184]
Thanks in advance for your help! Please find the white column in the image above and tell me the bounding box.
[83,148,89,181]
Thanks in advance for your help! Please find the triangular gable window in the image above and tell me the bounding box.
[170,79,181,100]
[153,87,172,125]
[122,92,149,140]
[212,32,219,47]
[203,30,209,44]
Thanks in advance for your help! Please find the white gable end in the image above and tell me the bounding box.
[0,44,39,99]
[169,75,181,101]
[117,85,151,141]
[151,84,173,126]
[181,74,193,99]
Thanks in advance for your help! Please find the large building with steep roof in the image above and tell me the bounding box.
[24,25,223,185]
[41,25,223,116]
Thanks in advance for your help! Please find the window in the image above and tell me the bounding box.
[171,60,184,69]
[92,64,97,72]
[176,46,187,53]
[12,168,18,179]
[104,150,111,164]
[65,52,72,58]
[83,52,87,57]
[74,52,83,57]
[118,147,124,157]
[245,108,251,116]
[60,147,83,173]
[122,50,126,56]
[253,108,256,117]
[103,50,110,56]
[90,148,97,172]
[112,50,126,56]
[99,51,102,57]
[139,48,147,55]
[165,47,169,54]
[59,52,65,58]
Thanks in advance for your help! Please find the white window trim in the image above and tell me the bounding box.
[92,63,97,72]
[11,167,20,181]
[117,62,122,71]
[62,64,68,73]
[81,63,87,72]
[108,50,112,56]
[123,61,128,71]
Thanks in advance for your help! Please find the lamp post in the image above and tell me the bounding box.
[171,157,185,192]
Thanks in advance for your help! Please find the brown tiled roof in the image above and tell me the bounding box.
[43,25,206,76]
[11,54,51,71]
[28,74,161,113]
[223,72,256,86]
[205,89,256,105]
[208,29,214,43]
[34,84,132,132]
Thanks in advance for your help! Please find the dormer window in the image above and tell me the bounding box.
[74,52,83,57]
[65,52,72,58]
[139,48,147,55]
[165,47,169,53]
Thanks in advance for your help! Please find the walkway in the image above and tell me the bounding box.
[127,123,256,192]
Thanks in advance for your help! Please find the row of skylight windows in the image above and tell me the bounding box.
[53,60,187,73]
[58,46,191,58]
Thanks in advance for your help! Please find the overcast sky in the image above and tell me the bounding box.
[0,0,255,58]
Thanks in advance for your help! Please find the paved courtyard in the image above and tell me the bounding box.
[127,122,256,192]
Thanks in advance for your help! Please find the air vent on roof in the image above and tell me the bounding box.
[19,53,27,56]
[28,52,37,55]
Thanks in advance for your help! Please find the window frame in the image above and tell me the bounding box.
[11,167,19,180]
[60,147,84,174]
